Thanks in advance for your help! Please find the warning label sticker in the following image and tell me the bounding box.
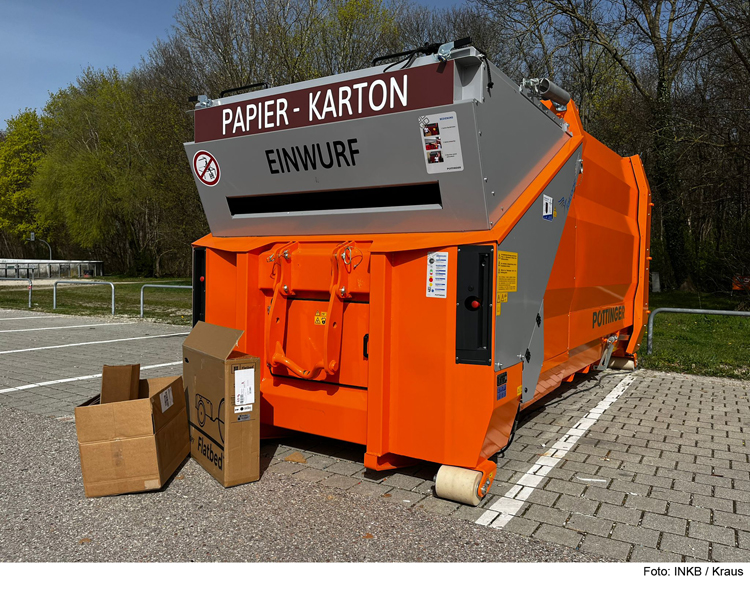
[426,251,449,298]
[234,368,255,406]
[543,194,554,221]
[314,311,327,325]
[193,150,220,186]
[418,112,463,174]
[496,291,508,316]
[497,251,518,293]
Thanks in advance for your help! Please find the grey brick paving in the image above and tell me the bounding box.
[320,474,360,490]
[625,495,668,514]
[713,511,750,530]
[324,461,362,476]
[580,535,631,560]
[712,544,750,562]
[533,524,582,549]
[503,516,541,536]
[293,468,330,483]
[611,524,659,548]
[414,497,460,517]
[383,473,424,491]
[566,514,613,537]
[659,533,710,560]
[523,504,570,527]
[584,487,626,506]
[667,502,711,523]
[453,505,489,522]
[692,494,734,513]
[597,503,642,526]
[348,481,393,499]
[554,495,598,516]
[379,489,424,506]
[630,546,682,562]
[688,522,736,546]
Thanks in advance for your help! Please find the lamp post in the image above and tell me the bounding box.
[27,232,52,260]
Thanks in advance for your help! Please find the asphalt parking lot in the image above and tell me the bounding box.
[0,308,748,562]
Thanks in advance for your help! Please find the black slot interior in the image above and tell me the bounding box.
[455,245,493,365]
[227,183,442,216]
[192,247,206,326]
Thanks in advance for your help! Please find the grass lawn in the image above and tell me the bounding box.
[640,291,750,380]
[0,276,193,325]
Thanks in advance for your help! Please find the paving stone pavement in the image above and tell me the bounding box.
[1,308,749,562]
[0,309,186,415]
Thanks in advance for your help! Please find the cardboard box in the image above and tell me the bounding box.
[75,369,190,498]
[182,321,260,487]
[99,364,139,404]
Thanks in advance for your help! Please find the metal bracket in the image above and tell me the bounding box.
[596,335,618,370]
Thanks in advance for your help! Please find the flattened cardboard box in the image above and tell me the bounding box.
[183,321,260,487]
[75,370,189,498]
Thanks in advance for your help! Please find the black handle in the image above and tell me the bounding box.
[363,334,369,359]
[219,82,269,98]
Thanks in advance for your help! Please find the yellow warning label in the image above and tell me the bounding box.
[314,311,327,325]
[495,291,508,316]
[497,251,518,292]
[517,385,522,397]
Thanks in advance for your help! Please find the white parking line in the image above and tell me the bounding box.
[0,316,64,321]
[0,333,189,355]
[475,373,638,528]
[0,361,182,394]
[0,322,135,333]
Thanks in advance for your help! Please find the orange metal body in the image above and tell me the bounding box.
[193,101,650,484]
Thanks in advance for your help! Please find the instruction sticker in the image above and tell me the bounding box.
[418,112,464,174]
[543,194,554,221]
[234,368,255,406]
[497,251,518,292]
[426,251,449,298]
[159,387,174,413]
[235,405,253,415]
[314,311,327,325]
[496,291,508,316]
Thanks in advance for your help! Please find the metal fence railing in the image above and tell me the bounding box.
[647,307,750,354]
[53,280,116,315]
[140,284,192,317]
[0,277,33,308]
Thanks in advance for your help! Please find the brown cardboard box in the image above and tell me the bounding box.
[99,364,139,404]
[182,322,260,487]
[75,368,190,498]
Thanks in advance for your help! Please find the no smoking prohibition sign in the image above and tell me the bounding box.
[193,150,220,186]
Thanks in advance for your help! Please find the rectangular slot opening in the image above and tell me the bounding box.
[227,183,442,216]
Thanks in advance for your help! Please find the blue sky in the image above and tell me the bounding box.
[0,0,463,130]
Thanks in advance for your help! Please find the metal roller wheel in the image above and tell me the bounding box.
[434,465,483,506]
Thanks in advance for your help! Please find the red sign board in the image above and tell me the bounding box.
[194,62,455,143]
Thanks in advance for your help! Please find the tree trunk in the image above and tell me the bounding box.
[650,76,692,289]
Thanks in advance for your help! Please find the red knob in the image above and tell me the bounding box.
[470,299,481,309]
[200,276,205,282]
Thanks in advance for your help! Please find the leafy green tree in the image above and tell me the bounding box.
[0,110,44,241]
[32,68,206,275]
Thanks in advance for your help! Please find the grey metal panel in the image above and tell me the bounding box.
[493,148,582,402]
[184,53,576,238]
[184,101,490,236]
[522,301,545,404]
[474,64,570,225]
